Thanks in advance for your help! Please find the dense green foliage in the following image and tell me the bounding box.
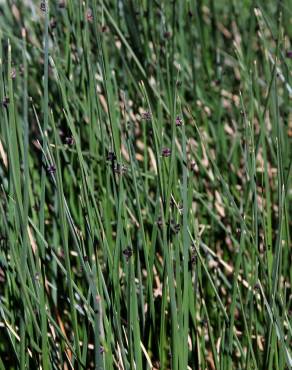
[0,0,291,369]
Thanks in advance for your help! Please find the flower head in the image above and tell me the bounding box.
[47,164,56,175]
[40,2,46,12]
[65,136,75,146]
[175,116,183,127]
[141,111,152,121]
[10,68,16,79]
[107,151,116,161]
[87,8,93,22]
[163,31,171,39]
[2,97,9,109]
[162,147,171,157]
[50,18,57,29]
[123,247,133,262]
[58,0,66,8]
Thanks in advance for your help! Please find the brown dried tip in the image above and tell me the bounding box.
[162,147,171,157]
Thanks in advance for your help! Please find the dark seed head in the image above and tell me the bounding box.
[0,268,5,283]
[114,163,126,175]
[173,223,180,234]
[123,247,133,262]
[2,97,9,109]
[162,147,171,157]
[50,18,57,29]
[201,319,207,327]
[175,116,183,127]
[163,31,171,39]
[87,9,93,22]
[58,0,66,8]
[286,50,292,58]
[141,111,152,120]
[40,1,46,12]
[19,64,24,76]
[65,136,75,146]
[157,216,163,228]
[10,68,16,79]
[254,282,261,291]
[107,151,116,161]
[33,202,40,212]
[101,25,107,33]
[47,164,56,175]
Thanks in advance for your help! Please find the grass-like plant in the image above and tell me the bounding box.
[0,1,291,369]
